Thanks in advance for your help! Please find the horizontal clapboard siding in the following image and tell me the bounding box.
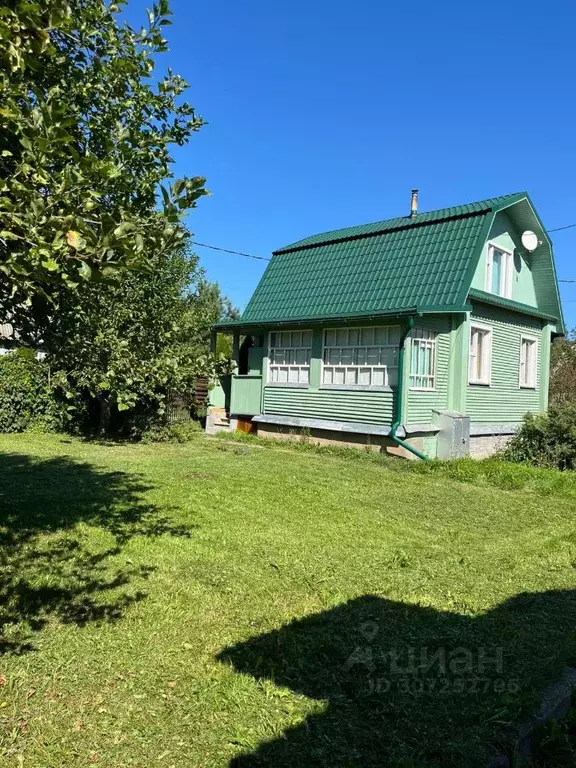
[466,304,543,424]
[263,387,394,425]
[406,316,451,425]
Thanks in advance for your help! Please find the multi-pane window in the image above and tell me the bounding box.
[409,329,437,389]
[519,336,538,389]
[486,243,513,298]
[322,326,399,387]
[268,330,312,384]
[469,324,492,385]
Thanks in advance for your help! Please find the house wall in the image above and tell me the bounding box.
[465,303,547,425]
[263,387,394,425]
[226,302,552,458]
[260,326,395,426]
[470,211,537,307]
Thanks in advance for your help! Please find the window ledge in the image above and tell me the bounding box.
[266,382,309,388]
[409,387,437,392]
[519,385,537,390]
[469,381,491,387]
[319,385,394,392]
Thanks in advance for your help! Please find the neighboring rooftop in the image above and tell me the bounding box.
[216,192,564,331]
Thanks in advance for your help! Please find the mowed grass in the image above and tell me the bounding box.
[1,434,576,766]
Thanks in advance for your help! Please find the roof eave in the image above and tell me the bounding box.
[468,288,559,323]
[213,305,470,332]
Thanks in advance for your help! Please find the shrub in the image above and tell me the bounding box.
[502,403,576,470]
[140,420,202,444]
[0,350,67,433]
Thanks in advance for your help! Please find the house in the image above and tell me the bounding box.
[209,192,564,459]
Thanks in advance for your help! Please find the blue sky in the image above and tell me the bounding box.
[128,0,576,325]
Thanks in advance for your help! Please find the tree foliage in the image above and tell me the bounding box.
[549,330,576,405]
[178,277,240,359]
[0,0,207,326]
[45,246,236,433]
[0,348,66,432]
[503,403,576,470]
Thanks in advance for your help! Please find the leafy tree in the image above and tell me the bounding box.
[0,0,207,328]
[179,277,239,360]
[550,329,576,405]
[45,243,234,433]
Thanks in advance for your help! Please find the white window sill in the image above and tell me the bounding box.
[266,382,309,388]
[469,380,491,387]
[409,387,436,392]
[319,385,394,392]
[519,384,537,390]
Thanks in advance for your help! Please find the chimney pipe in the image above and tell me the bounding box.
[410,189,419,218]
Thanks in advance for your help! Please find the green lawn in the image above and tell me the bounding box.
[1,433,576,766]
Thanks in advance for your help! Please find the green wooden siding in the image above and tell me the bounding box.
[235,305,551,430]
[263,387,394,425]
[406,316,451,425]
[230,375,263,416]
[466,304,543,424]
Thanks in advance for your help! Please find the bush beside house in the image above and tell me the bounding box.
[0,350,67,433]
[503,403,576,470]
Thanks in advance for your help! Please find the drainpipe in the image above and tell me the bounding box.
[389,315,430,461]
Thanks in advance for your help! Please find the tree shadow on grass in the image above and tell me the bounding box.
[0,452,192,654]
[218,590,576,767]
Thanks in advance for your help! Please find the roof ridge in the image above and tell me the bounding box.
[274,192,526,254]
[274,208,488,255]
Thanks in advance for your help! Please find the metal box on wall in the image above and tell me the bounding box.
[434,409,470,460]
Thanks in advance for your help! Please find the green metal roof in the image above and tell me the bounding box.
[275,194,524,254]
[217,192,563,330]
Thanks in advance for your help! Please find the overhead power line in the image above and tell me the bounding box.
[191,241,271,262]
[548,223,576,233]
[192,219,576,280]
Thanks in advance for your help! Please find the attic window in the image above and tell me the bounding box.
[485,243,513,298]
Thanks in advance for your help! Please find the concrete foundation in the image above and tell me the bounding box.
[205,407,230,435]
[469,433,514,459]
[255,422,431,460]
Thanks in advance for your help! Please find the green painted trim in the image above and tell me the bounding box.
[491,192,530,215]
[460,314,471,415]
[540,322,552,411]
[468,289,558,321]
[390,316,429,460]
[447,314,467,413]
[260,337,269,413]
[456,211,497,308]
[309,328,323,389]
[213,305,471,332]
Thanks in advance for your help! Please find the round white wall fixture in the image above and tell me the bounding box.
[521,230,539,252]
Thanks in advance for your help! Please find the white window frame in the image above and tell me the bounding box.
[485,242,513,299]
[321,325,399,388]
[409,329,437,390]
[519,334,538,389]
[468,323,492,386]
[267,330,312,386]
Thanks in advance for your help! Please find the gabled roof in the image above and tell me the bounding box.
[217,192,564,332]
